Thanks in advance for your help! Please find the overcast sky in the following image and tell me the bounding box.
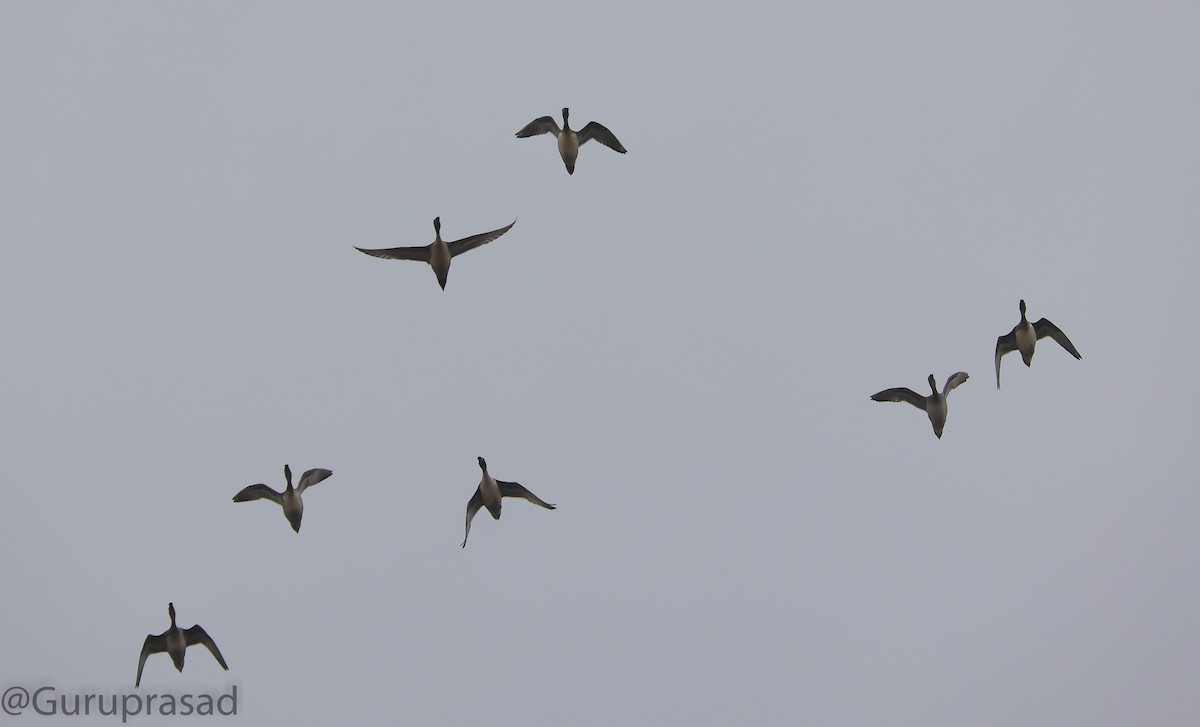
[3,2,1199,725]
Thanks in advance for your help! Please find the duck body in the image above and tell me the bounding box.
[516,107,626,175]
[163,627,189,671]
[479,465,503,519]
[557,130,580,175]
[428,236,452,290]
[281,485,304,532]
[994,299,1082,388]
[871,372,969,439]
[462,457,556,547]
[232,464,332,533]
[924,392,949,437]
[1014,316,1038,366]
[355,217,515,290]
[135,603,229,688]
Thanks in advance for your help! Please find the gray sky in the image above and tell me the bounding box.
[3,1,1199,725]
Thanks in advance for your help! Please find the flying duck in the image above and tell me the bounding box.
[462,457,556,547]
[994,299,1082,388]
[135,603,229,688]
[355,217,516,290]
[516,108,626,174]
[871,372,970,439]
[232,464,333,533]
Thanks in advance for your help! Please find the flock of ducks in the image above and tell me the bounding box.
[871,299,1083,438]
[132,108,617,686]
[133,109,1083,686]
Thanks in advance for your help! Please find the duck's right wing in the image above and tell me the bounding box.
[462,488,484,548]
[231,484,283,505]
[578,121,627,153]
[515,116,560,138]
[135,633,166,688]
[354,244,431,262]
[498,481,557,510]
[1033,318,1082,360]
[184,625,229,671]
[942,371,970,396]
[870,387,926,410]
[296,468,333,495]
[994,330,1018,389]
[447,220,516,258]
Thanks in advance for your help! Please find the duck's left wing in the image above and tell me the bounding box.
[578,121,627,153]
[184,625,229,671]
[870,387,926,410]
[994,330,1018,389]
[447,220,516,258]
[462,488,485,548]
[354,244,431,262]
[1033,318,1082,360]
[135,633,167,687]
[515,116,560,138]
[231,484,283,505]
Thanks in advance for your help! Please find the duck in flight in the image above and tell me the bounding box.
[871,372,970,439]
[516,108,626,175]
[462,457,556,548]
[232,464,333,533]
[135,603,229,688]
[355,217,516,290]
[994,300,1082,389]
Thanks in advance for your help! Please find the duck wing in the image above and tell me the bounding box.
[135,632,168,687]
[498,480,557,510]
[296,468,333,495]
[462,488,484,548]
[870,387,927,410]
[1033,318,1082,360]
[354,244,432,262]
[515,116,561,138]
[942,371,970,396]
[994,330,1018,389]
[447,220,516,258]
[578,121,627,153]
[184,625,229,671]
[231,484,283,505]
